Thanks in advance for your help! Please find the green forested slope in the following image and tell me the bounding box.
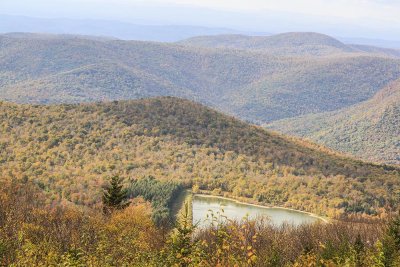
[268,79,400,165]
[0,97,399,217]
[1,33,400,123]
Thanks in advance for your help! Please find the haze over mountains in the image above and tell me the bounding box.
[2,14,400,49]
[0,15,262,42]
[0,31,399,165]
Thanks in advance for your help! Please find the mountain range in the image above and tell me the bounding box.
[0,32,399,164]
[2,14,400,49]
[1,32,400,122]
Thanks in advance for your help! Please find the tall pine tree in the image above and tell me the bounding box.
[102,176,130,214]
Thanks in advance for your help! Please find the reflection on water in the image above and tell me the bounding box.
[192,195,320,227]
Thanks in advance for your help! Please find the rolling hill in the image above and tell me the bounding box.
[268,79,400,165]
[1,33,400,124]
[179,32,400,57]
[0,97,399,218]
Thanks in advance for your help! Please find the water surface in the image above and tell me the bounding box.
[193,195,321,227]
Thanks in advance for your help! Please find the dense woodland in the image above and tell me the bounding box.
[129,177,184,225]
[0,97,399,220]
[269,78,400,165]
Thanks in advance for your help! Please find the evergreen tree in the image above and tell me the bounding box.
[165,202,202,266]
[354,233,364,267]
[102,176,130,214]
[387,214,400,248]
[382,213,400,266]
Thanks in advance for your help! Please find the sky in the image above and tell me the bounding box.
[159,0,400,21]
[1,0,400,40]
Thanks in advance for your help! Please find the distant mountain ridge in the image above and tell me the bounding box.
[1,32,117,41]
[268,79,400,165]
[2,14,400,49]
[179,32,400,57]
[0,14,263,42]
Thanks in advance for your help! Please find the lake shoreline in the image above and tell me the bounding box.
[194,193,330,223]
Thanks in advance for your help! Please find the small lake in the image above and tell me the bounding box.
[193,195,322,227]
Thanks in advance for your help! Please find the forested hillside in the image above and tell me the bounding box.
[268,79,400,165]
[1,33,400,123]
[0,97,399,218]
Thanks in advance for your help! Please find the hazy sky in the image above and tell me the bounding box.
[2,0,400,39]
[158,0,400,21]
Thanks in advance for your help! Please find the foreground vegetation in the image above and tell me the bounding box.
[0,97,399,219]
[1,179,400,266]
